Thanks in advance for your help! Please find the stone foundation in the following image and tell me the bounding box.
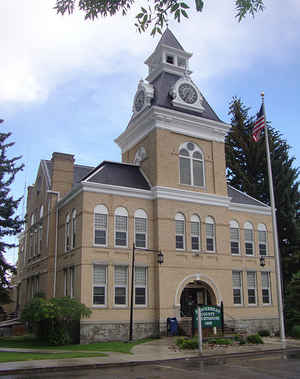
[80,321,160,343]
[225,317,280,335]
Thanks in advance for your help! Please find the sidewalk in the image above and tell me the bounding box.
[1,336,300,375]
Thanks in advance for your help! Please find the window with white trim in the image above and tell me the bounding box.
[114,266,128,305]
[179,142,205,187]
[38,225,43,255]
[135,209,147,249]
[175,213,185,250]
[191,214,201,251]
[232,271,243,305]
[93,265,107,305]
[94,205,108,246]
[261,272,271,304]
[115,207,128,247]
[64,266,75,298]
[244,222,254,256]
[71,209,76,249]
[205,216,215,252]
[247,271,257,305]
[230,220,240,255]
[258,224,267,256]
[135,267,147,306]
[65,214,70,252]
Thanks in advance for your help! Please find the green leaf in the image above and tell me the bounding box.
[195,0,204,12]
[181,9,188,18]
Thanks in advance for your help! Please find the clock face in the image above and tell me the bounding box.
[134,90,145,112]
[178,83,198,104]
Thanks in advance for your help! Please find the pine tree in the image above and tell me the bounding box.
[0,123,24,305]
[226,97,300,289]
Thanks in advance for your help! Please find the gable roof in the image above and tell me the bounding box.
[228,185,269,208]
[82,161,151,190]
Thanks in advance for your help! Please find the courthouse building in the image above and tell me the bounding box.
[16,29,280,342]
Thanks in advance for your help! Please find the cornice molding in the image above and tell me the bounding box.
[229,202,271,216]
[115,106,231,153]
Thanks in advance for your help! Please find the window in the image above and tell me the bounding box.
[39,205,44,219]
[38,225,43,255]
[29,232,33,258]
[94,205,108,246]
[115,207,128,247]
[191,214,201,251]
[179,142,205,187]
[230,220,240,255]
[114,266,128,305]
[166,54,174,64]
[71,209,76,249]
[93,265,107,305]
[135,267,147,306]
[135,209,147,249]
[64,267,75,298]
[177,57,186,68]
[65,214,70,252]
[175,213,185,250]
[206,216,215,252]
[247,272,257,305]
[258,224,267,256]
[261,272,271,304]
[232,271,243,305]
[33,228,38,257]
[244,222,254,256]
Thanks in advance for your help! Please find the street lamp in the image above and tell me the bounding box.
[129,243,164,341]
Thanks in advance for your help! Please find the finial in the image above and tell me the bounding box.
[261,92,264,103]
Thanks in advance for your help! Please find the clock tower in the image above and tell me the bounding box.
[115,29,230,197]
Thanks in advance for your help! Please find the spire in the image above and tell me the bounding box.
[156,28,184,51]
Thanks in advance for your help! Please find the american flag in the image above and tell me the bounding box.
[252,104,265,142]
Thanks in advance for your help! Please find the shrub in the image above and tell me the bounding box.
[291,325,300,339]
[258,329,270,337]
[247,334,264,344]
[208,338,232,345]
[176,337,198,350]
[21,296,91,345]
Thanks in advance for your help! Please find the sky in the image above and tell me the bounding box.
[1,0,300,264]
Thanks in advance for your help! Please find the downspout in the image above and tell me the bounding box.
[47,190,60,297]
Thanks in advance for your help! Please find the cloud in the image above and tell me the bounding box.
[0,0,299,107]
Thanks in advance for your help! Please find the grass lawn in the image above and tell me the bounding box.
[0,351,107,363]
[0,335,153,354]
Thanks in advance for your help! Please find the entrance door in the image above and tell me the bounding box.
[180,286,212,317]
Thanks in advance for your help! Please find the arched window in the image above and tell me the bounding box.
[65,214,70,252]
[191,214,201,251]
[258,224,267,256]
[230,220,240,255]
[134,209,147,249]
[244,222,254,256]
[115,207,128,247]
[71,209,77,249]
[94,205,108,246]
[179,142,205,187]
[175,213,185,250]
[39,205,44,219]
[205,216,215,252]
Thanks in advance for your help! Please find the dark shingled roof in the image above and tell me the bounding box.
[43,160,94,187]
[157,28,184,51]
[83,161,151,190]
[151,72,221,122]
[228,185,268,207]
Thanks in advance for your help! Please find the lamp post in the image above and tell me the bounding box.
[129,243,164,341]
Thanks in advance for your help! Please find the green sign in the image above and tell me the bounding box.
[194,305,222,328]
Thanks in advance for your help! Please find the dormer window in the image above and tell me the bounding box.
[166,55,174,64]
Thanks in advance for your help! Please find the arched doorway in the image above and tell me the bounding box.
[180,280,217,317]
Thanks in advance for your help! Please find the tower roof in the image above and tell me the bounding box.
[156,28,184,51]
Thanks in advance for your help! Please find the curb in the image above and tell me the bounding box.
[1,346,300,376]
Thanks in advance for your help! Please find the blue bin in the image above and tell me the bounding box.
[167,317,178,336]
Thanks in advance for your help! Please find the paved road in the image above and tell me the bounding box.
[2,351,300,379]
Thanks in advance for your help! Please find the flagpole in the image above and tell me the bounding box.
[261,92,286,343]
